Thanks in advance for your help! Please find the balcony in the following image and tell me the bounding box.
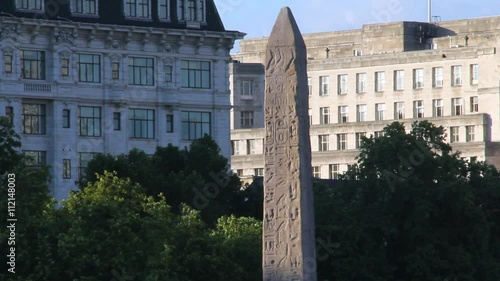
[24,82,52,93]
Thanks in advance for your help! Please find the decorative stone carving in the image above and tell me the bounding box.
[0,27,18,41]
[263,7,317,281]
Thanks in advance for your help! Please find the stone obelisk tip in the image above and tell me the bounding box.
[267,6,305,48]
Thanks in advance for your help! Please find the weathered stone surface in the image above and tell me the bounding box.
[263,7,317,281]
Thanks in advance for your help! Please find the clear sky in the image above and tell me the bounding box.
[215,0,500,53]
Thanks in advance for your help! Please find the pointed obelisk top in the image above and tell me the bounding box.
[267,7,306,49]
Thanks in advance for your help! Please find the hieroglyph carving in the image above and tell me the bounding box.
[263,7,317,281]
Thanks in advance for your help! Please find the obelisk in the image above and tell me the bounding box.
[263,7,317,281]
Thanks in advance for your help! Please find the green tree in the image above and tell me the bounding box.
[316,121,500,281]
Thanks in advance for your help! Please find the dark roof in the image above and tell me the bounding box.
[0,0,227,32]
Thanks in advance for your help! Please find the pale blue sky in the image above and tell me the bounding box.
[215,0,500,53]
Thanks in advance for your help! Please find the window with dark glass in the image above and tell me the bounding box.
[113,112,121,131]
[187,0,196,20]
[16,0,43,10]
[112,62,120,80]
[181,60,210,88]
[63,159,71,179]
[63,109,70,128]
[21,50,45,80]
[75,0,97,14]
[24,150,46,167]
[165,65,173,82]
[5,106,13,117]
[181,111,211,140]
[166,114,174,132]
[78,54,100,83]
[78,106,101,137]
[124,0,150,18]
[22,104,46,134]
[78,152,99,180]
[158,0,169,19]
[61,58,69,76]
[4,54,12,73]
[128,57,154,86]
[129,109,154,139]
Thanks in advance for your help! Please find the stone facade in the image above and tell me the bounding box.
[230,15,500,181]
[0,0,243,201]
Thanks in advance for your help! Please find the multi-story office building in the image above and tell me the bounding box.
[0,0,243,200]
[230,16,500,181]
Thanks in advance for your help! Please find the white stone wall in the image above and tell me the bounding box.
[0,17,241,201]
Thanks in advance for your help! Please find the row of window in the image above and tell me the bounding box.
[13,104,211,140]
[3,51,210,88]
[309,64,479,95]
[316,126,476,152]
[231,139,263,156]
[23,150,99,180]
[313,97,478,124]
[16,0,206,22]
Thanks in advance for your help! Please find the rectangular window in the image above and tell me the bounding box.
[240,111,254,128]
[22,104,46,135]
[375,103,385,121]
[63,159,71,179]
[452,98,464,116]
[312,166,321,178]
[414,68,424,89]
[236,169,243,177]
[158,0,169,19]
[338,106,348,123]
[433,99,443,117]
[394,70,404,90]
[356,73,366,93]
[470,96,478,113]
[231,140,239,155]
[74,0,97,14]
[374,131,385,138]
[166,114,174,132]
[129,57,154,86]
[318,135,329,151]
[308,108,312,125]
[129,108,154,139]
[78,106,101,137]
[329,164,339,179]
[24,150,46,167]
[433,67,443,87]
[198,0,205,22]
[338,74,348,94]
[319,76,329,96]
[124,0,150,18]
[16,0,43,10]
[181,111,211,140]
[337,133,347,150]
[164,65,173,82]
[78,54,100,83]
[450,126,460,143]
[394,102,405,120]
[355,132,366,149]
[470,64,479,85]
[63,109,70,128]
[466,126,475,142]
[452,65,462,86]
[21,50,45,80]
[319,107,330,124]
[78,152,98,180]
[186,0,197,20]
[4,54,12,73]
[112,62,120,80]
[254,168,264,177]
[5,106,13,117]
[113,112,121,131]
[413,100,424,118]
[181,60,210,89]
[246,139,256,155]
[375,71,385,92]
[241,80,253,96]
[308,77,312,95]
[61,58,69,76]
[357,104,366,122]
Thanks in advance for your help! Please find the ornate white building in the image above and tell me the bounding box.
[230,16,500,181]
[0,0,243,200]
